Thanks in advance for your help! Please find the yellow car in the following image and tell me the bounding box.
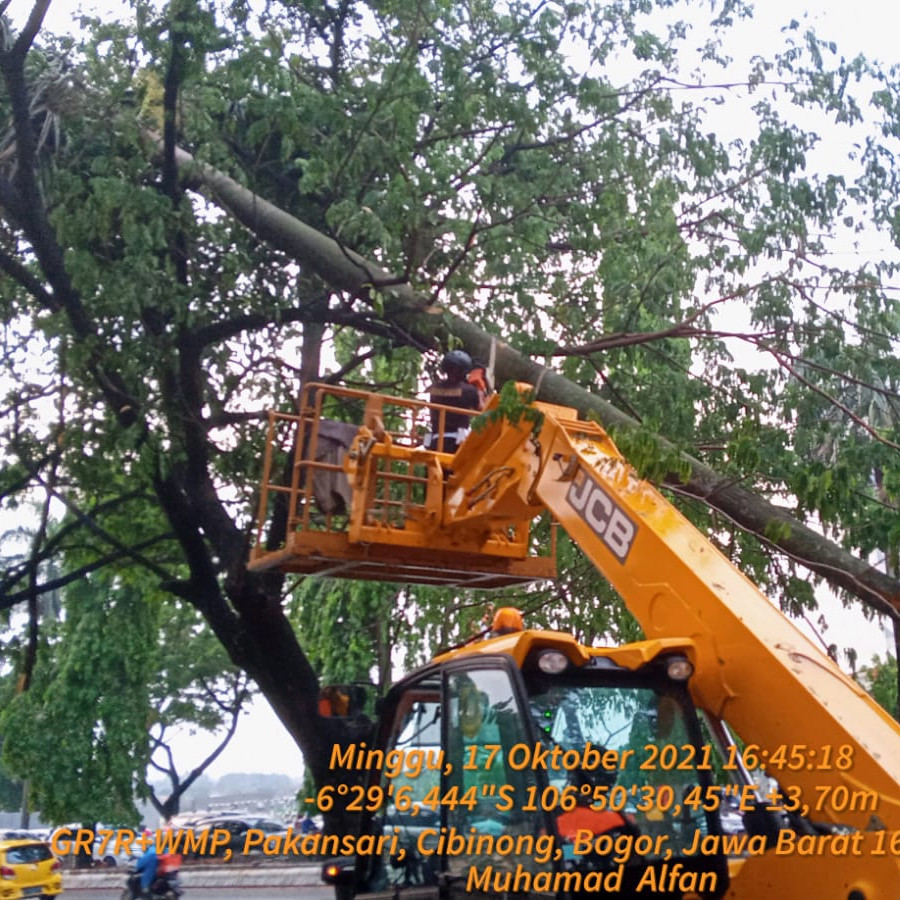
[0,839,62,899]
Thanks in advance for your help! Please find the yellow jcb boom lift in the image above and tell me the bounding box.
[250,383,900,900]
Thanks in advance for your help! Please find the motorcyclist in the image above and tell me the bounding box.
[126,839,157,899]
[125,836,183,898]
[157,828,183,881]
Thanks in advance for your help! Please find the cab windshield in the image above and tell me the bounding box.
[527,677,712,856]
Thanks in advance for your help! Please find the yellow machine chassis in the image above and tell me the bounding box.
[252,382,900,896]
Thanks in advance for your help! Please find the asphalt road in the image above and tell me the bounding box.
[64,886,332,899]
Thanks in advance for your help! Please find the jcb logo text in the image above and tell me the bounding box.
[566,469,636,562]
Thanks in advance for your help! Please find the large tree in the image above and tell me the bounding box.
[1,0,899,826]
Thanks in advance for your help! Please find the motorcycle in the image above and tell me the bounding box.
[120,864,184,900]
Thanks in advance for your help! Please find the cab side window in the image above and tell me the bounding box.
[372,687,443,890]
[444,667,546,879]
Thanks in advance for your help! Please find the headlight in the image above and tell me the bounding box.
[665,656,693,681]
[537,649,569,674]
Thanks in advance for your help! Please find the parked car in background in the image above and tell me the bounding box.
[186,816,290,857]
[0,837,62,898]
[0,831,35,842]
[48,822,139,868]
[92,831,137,868]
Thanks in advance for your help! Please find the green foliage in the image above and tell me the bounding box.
[288,579,406,692]
[0,749,24,813]
[1,575,155,824]
[858,654,898,720]
[475,381,544,434]
[609,423,693,484]
[0,552,246,822]
[143,597,253,785]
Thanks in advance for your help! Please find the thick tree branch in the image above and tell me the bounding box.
[169,143,900,614]
[0,243,54,305]
[147,674,250,819]
[0,36,142,426]
[0,535,175,611]
[168,142,411,301]
[9,0,49,61]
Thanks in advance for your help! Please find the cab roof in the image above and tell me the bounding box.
[431,628,696,672]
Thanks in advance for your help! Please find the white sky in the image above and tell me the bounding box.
[167,697,304,780]
[736,0,894,60]
[3,0,897,780]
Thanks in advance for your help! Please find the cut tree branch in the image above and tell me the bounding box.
[168,142,900,616]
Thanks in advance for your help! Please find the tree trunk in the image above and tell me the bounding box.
[171,144,900,620]
[18,780,30,829]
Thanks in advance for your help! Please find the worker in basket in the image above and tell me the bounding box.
[425,349,481,452]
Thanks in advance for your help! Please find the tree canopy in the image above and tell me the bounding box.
[0,0,899,823]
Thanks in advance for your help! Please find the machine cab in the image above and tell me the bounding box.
[325,619,728,900]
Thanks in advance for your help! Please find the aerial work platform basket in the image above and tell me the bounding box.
[248,384,556,588]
